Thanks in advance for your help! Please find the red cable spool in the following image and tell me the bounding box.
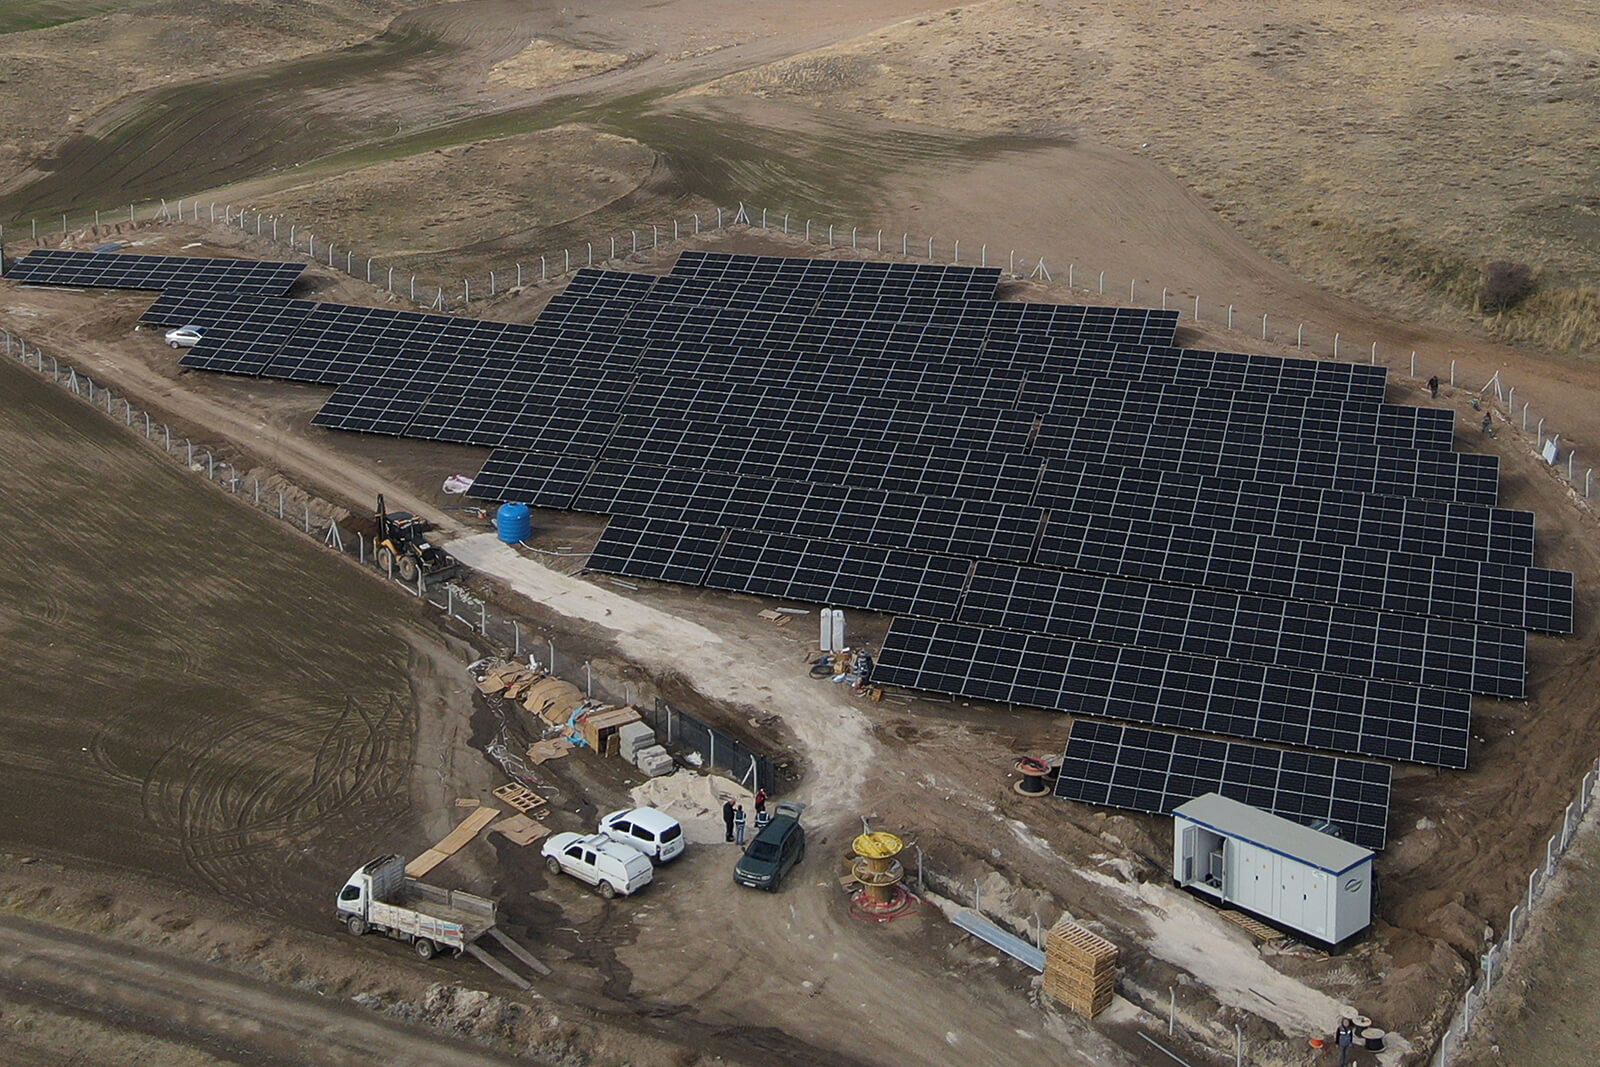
[1014,756,1051,795]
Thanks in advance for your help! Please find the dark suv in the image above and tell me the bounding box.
[734,801,806,891]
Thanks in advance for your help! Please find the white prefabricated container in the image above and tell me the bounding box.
[1172,793,1374,945]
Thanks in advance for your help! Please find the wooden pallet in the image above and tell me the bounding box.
[1043,919,1119,1018]
[1047,919,1120,965]
[1216,907,1286,943]
[493,783,548,814]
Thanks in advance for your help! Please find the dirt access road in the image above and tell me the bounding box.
[0,914,533,1067]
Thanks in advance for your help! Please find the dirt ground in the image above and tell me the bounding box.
[3,1,1600,1065]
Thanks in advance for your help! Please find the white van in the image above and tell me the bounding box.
[541,832,654,898]
[599,806,686,863]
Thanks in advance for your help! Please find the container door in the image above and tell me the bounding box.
[1303,871,1326,938]
[1279,863,1303,931]
[1179,826,1198,884]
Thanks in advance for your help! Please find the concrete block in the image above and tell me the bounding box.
[634,745,675,776]
[617,721,656,760]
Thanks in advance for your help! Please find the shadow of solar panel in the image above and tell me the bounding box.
[958,561,1525,697]
[874,616,1470,766]
[462,450,593,509]
[10,249,304,295]
[587,515,724,585]
[1054,720,1392,850]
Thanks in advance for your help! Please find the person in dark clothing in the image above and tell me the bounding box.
[1428,375,1440,399]
[1336,1017,1356,1066]
[754,788,768,818]
[733,804,748,846]
[722,799,736,842]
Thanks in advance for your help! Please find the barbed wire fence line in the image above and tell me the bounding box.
[4,224,1597,1060]
[5,193,1590,508]
[0,324,780,795]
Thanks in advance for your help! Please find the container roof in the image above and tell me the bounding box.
[1173,793,1374,874]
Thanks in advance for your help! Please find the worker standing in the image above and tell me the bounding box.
[1428,375,1440,399]
[733,804,747,846]
[1336,1017,1356,1066]
[722,799,735,843]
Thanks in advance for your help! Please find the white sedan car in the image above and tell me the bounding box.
[164,324,206,348]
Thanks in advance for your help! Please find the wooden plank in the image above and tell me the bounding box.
[405,848,450,878]
[487,927,551,976]
[433,805,502,854]
[464,942,531,990]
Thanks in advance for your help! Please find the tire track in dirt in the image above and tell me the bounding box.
[92,692,413,905]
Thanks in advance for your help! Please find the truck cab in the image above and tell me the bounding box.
[335,854,496,959]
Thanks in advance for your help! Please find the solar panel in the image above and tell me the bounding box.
[959,561,1525,697]
[1036,516,1573,633]
[874,616,1471,767]
[586,515,724,585]
[704,530,970,619]
[1055,721,1393,851]
[463,451,594,509]
[10,248,304,295]
[1035,458,1537,567]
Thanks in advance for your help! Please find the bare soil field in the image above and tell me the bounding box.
[3,1,1600,1065]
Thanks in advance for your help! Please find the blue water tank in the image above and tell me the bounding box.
[496,502,532,544]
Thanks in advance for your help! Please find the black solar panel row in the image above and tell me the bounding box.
[10,248,304,295]
[702,529,971,620]
[572,461,1045,563]
[465,450,593,509]
[1036,422,1500,505]
[1026,377,1455,451]
[587,515,725,585]
[671,249,1006,303]
[630,339,1388,406]
[583,518,973,619]
[1035,458,1537,567]
[1038,516,1574,632]
[874,616,1472,767]
[960,561,1525,697]
[1056,721,1393,851]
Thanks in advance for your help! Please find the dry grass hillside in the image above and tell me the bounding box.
[689,0,1600,355]
[0,0,408,188]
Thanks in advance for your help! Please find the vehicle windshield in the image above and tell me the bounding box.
[746,841,779,862]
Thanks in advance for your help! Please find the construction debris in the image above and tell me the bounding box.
[490,813,550,846]
[1043,919,1119,1018]
[525,738,573,764]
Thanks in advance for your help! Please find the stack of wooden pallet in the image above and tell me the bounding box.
[1043,918,1119,1018]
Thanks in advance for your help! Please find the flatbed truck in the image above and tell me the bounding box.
[335,854,549,984]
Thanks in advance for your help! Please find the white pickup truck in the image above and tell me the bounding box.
[335,854,497,960]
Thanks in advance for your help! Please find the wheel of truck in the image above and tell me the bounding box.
[413,938,436,960]
[345,916,367,937]
[596,880,617,900]
[545,857,563,876]
[376,546,395,574]
[398,555,420,583]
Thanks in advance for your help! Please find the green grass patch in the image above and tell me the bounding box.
[0,0,133,35]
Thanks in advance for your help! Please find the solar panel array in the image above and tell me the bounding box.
[9,248,304,295]
[1056,721,1393,850]
[143,248,1582,848]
